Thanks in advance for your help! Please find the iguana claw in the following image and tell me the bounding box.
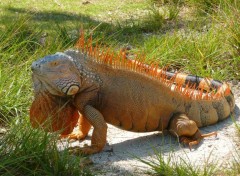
[180,131,217,150]
[61,132,86,140]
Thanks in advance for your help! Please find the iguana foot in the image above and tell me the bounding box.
[61,132,87,140]
[180,131,217,150]
[66,105,108,155]
[61,114,92,140]
[169,113,217,149]
[67,132,86,140]
[180,136,198,150]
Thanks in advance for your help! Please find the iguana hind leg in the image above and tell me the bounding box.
[168,113,217,149]
[61,114,92,140]
[69,105,107,155]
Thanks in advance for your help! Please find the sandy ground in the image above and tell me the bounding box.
[67,83,240,175]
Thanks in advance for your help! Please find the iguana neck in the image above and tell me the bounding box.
[68,50,103,87]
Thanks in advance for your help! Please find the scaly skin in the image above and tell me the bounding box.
[30,49,235,154]
[30,89,79,135]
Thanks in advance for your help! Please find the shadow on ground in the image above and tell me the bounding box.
[62,104,240,166]
[84,103,239,174]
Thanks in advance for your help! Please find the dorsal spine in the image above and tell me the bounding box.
[75,30,232,101]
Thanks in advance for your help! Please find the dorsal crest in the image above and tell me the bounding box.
[75,30,232,101]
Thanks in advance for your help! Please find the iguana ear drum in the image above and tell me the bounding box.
[30,91,79,135]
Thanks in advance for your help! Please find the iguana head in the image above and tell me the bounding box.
[31,52,81,96]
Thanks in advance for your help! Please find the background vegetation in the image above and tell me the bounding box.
[0,0,239,175]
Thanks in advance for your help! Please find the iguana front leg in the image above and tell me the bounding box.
[69,105,107,155]
[168,113,217,149]
[61,114,92,140]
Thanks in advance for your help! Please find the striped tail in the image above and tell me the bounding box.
[128,59,233,102]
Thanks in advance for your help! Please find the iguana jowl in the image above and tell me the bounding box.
[30,33,235,154]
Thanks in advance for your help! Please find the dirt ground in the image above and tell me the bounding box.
[68,82,240,175]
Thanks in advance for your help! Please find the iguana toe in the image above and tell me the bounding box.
[180,136,201,150]
[60,132,86,140]
[66,132,87,140]
[180,131,218,150]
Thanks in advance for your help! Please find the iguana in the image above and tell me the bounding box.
[30,32,235,154]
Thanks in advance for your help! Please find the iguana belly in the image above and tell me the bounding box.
[99,102,174,132]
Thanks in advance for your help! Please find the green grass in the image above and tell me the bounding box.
[137,149,217,176]
[0,16,93,175]
[0,0,239,175]
[0,118,92,175]
[0,16,76,121]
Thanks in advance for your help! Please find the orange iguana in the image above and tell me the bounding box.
[30,32,235,154]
